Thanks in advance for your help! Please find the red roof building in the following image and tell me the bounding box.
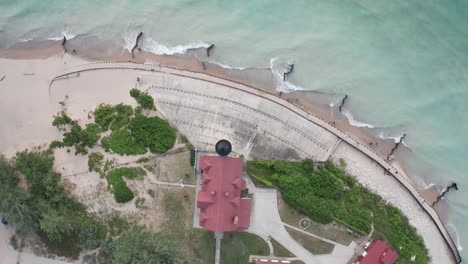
[355,240,399,264]
[197,155,252,232]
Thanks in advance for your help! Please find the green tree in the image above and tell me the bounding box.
[107,228,184,264]
[39,209,73,242]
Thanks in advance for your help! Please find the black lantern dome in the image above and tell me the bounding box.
[215,139,232,156]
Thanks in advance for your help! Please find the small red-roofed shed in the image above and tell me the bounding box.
[355,240,399,264]
[197,155,252,232]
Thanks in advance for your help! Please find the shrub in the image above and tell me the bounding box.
[101,129,147,156]
[130,88,155,110]
[61,124,101,155]
[186,143,195,166]
[129,114,175,153]
[134,106,143,115]
[110,104,134,131]
[106,167,146,203]
[52,112,72,127]
[136,157,149,163]
[88,153,104,173]
[49,140,64,149]
[94,104,115,130]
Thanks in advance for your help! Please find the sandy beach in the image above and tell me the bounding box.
[0,45,459,263]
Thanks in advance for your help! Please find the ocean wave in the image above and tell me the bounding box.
[19,37,34,43]
[123,31,141,53]
[203,59,248,70]
[46,28,76,41]
[270,57,304,92]
[377,132,409,146]
[341,109,375,128]
[143,37,211,55]
[329,95,343,107]
[446,224,463,251]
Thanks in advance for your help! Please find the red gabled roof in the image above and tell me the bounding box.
[197,155,252,232]
[357,240,399,264]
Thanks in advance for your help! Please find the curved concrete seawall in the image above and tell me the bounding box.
[51,61,461,263]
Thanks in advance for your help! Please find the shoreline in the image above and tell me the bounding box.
[0,46,460,263]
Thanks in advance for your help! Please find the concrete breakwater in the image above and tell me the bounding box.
[51,60,461,263]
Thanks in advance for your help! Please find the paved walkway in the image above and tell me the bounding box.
[248,189,356,264]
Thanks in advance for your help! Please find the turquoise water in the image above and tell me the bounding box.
[1,0,468,258]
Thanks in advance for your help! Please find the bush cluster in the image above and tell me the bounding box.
[106,167,146,203]
[56,124,102,155]
[1,151,107,258]
[246,159,429,263]
[129,114,176,154]
[130,88,155,110]
[88,152,104,173]
[101,129,147,155]
[52,112,72,127]
[94,104,134,131]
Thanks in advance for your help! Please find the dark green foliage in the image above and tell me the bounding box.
[88,152,104,173]
[129,88,141,99]
[94,104,115,130]
[186,143,195,166]
[246,160,429,264]
[10,150,107,258]
[129,114,176,153]
[110,104,134,131]
[106,167,146,203]
[0,156,34,236]
[61,124,101,155]
[106,228,184,264]
[136,157,149,163]
[324,161,356,188]
[49,140,64,149]
[134,106,143,115]
[52,112,72,127]
[101,129,147,155]
[130,88,155,110]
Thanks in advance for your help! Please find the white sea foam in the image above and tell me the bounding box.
[341,109,375,128]
[204,59,248,70]
[19,37,34,43]
[46,28,76,41]
[447,224,463,251]
[143,38,211,55]
[377,132,409,146]
[123,31,140,53]
[270,57,304,92]
[329,95,343,107]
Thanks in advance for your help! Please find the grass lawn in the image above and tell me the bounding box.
[285,227,334,255]
[271,238,295,257]
[161,190,215,264]
[221,232,270,264]
[277,192,356,246]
